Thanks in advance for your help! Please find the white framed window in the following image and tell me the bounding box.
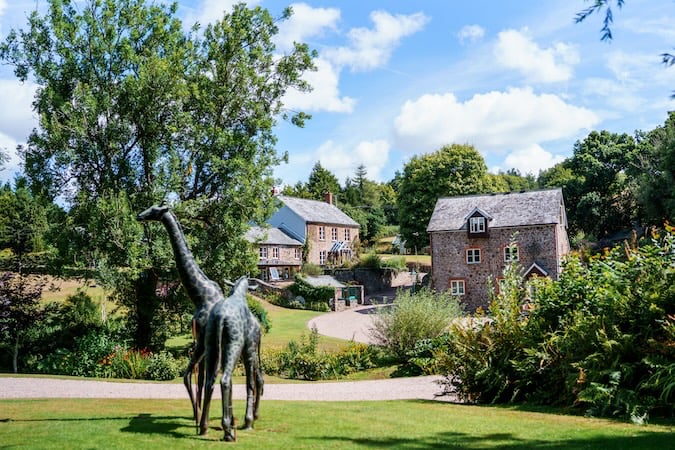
[318,226,325,241]
[466,248,481,264]
[469,216,486,233]
[259,247,268,259]
[272,247,279,259]
[504,245,519,262]
[331,227,338,241]
[319,250,327,265]
[294,248,301,260]
[450,279,465,296]
[344,228,351,241]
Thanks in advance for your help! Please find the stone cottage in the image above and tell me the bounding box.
[426,188,570,311]
[267,193,360,267]
[244,225,304,281]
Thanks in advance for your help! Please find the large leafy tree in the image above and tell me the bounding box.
[0,0,315,348]
[306,162,341,201]
[564,130,639,238]
[0,178,51,271]
[635,111,675,225]
[397,144,491,251]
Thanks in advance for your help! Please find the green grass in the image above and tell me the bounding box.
[166,299,347,356]
[41,277,108,304]
[0,399,672,449]
[378,253,431,266]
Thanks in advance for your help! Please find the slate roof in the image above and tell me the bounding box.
[277,195,359,227]
[427,188,566,232]
[244,226,303,246]
[303,275,345,288]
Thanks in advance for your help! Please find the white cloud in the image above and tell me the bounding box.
[393,87,599,154]
[186,0,259,28]
[458,25,485,44]
[0,1,7,17]
[0,132,22,184]
[0,79,37,142]
[499,144,565,176]
[275,3,340,52]
[494,28,579,83]
[313,139,390,182]
[282,57,356,113]
[325,10,429,72]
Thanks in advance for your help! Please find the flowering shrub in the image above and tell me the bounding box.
[145,351,181,381]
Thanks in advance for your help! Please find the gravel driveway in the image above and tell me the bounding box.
[0,376,453,402]
[307,304,383,344]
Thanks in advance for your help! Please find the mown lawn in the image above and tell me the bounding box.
[0,398,672,449]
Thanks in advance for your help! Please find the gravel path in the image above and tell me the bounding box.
[0,376,454,402]
[307,304,383,344]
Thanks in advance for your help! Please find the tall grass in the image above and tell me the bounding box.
[370,288,464,360]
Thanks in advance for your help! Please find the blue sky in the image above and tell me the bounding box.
[0,0,673,188]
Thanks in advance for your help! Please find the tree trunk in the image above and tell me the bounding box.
[133,268,161,350]
[12,335,19,373]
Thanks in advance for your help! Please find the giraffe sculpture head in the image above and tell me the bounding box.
[137,204,170,222]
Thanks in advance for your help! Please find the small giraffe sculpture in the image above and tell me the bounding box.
[136,204,263,435]
[200,275,264,441]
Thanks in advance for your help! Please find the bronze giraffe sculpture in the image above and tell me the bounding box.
[137,205,263,434]
[200,276,264,441]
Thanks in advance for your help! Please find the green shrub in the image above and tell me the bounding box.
[301,263,323,276]
[145,351,181,381]
[406,333,453,375]
[357,253,382,269]
[438,227,675,421]
[380,256,407,271]
[370,288,464,361]
[247,294,271,333]
[288,276,333,308]
[261,327,379,380]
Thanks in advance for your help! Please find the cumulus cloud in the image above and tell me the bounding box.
[494,28,579,83]
[393,87,599,154]
[186,0,259,28]
[324,10,429,72]
[0,79,37,142]
[458,25,485,44]
[313,139,390,182]
[0,132,22,184]
[499,144,565,176]
[275,3,340,52]
[282,57,356,113]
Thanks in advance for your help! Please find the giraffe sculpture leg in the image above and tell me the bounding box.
[243,318,264,427]
[183,321,206,429]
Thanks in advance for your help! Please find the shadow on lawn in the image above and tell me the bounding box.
[315,430,673,450]
[121,413,192,439]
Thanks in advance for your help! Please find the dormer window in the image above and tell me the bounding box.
[465,207,491,237]
[469,217,486,233]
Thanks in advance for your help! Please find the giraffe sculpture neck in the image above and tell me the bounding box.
[160,210,217,307]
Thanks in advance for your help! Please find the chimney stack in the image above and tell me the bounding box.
[324,192,333,205]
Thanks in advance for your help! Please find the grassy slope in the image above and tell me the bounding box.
[0,399,672,449]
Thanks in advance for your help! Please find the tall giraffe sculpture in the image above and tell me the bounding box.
[136,204,263,436]
[200,275,264,441]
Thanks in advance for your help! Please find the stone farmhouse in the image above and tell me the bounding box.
[244,225,303,282]
[245,193,360,280]
[426,188,570,311]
